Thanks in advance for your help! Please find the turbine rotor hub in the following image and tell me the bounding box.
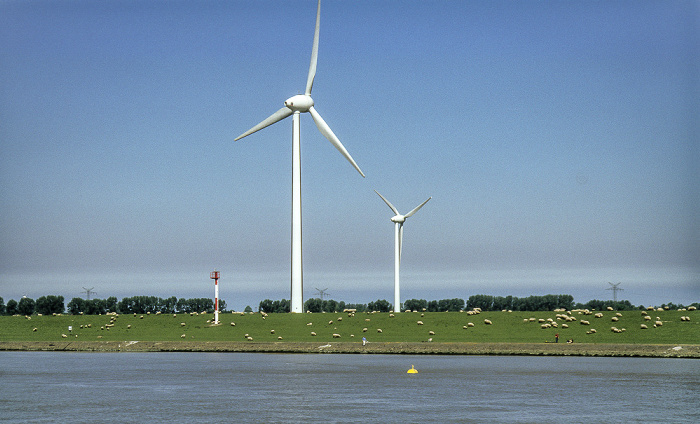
[391,215,406,223]
[284,94,314,112]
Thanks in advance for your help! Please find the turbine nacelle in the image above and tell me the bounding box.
[390,215,406,224]
[284,94,314,112]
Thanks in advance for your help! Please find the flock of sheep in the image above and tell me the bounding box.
[24,304,695,341]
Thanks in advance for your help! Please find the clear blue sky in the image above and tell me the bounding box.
[1,0,698,310]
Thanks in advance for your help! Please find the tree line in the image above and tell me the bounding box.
[0,296,226,315]
[1,295,697,315]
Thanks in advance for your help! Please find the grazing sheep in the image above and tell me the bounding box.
[523,319,529,323]
[467,322,475,327]
[32,328,37,332]
[362,328,368,332]
[307,322,313,326]
[561,323,569,328]
[278,336,283,340]
[688,306,697,311]
[607,306,614,311]
[428,331,435,335]
[389,314,394,318]
[655,321,663,327]
[180,334,186,338]
[337,317,343,321]
[644,315,652,321]
[538,319,545,323]
[230,322,236,326]
[246,336,253,341]
[127,325,131,329]
[640,324,648,329]
[616,312,623,317]
[417,321,424,325]
[594,313,604,318]
[311,332,317,336]
[365,318,371,322]
[270,330,275,334]
[541,324,551,329]
[139,315,144,319]
[484,319,492,325]
[377,329,383,333]
[332,333,341,338]
[580,320,590,325]
[463,325,469,329]
[611,317,619,322]
[180,322,186,327]
[328,320,334,325]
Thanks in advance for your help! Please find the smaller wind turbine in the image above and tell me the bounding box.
[375,190,431,313]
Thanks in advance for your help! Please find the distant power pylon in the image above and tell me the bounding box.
[82,287,96,300]
[315,288,329,300]
[606,282,623,302]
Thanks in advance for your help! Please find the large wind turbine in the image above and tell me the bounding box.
[375,190,431,313]
[235,0,365,313]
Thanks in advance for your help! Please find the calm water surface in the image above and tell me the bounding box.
[0,352,697,423]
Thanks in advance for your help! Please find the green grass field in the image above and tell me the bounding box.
[1,309,697,345]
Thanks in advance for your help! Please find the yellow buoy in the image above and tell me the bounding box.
[407,365,418,374]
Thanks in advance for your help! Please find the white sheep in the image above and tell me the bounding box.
[377,329,383,333]
[311,332,317,336]
[180,334,186,338]
[332,333,341,338]
[611,317,619,322]
[429,331,435,335]
[270,329,275,334]
[307,322,313,326]
[644,315,652,321]
[561,323,569,328]
[230,322,236,326]
[417,321,424,325]
[484,319,492,325]
[467,322,475,327]
[640,324,648,329]
[180,322,186,326]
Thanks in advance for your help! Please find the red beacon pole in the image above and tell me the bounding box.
[210,271,220,324]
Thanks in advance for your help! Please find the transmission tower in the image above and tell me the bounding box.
[82,287,96,300]
[315,288,329,300]
[606,282,623,303]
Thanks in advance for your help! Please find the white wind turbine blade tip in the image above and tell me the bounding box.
[375,190,399,215]
[234,107,293,141]
[305,0,321,96]
[308,106,365,177]
[405,197,432,218]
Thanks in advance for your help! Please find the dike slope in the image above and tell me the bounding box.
[1,341,698,358]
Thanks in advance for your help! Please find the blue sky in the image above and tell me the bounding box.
[1,0,698,310]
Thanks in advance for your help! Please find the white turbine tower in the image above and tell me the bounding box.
[235,0,365,313]
[375,190,431,313]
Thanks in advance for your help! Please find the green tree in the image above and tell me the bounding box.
[404,299,427,312]
[367,299,391,312]
[68,297,87,314]
[35,295,65,315]
[305,298,323,313]
[6,299,18,315]
[17,297,35,315]
[0,297,5,315]
[244,305,253,313]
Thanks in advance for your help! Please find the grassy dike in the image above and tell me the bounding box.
[1,309,698,357]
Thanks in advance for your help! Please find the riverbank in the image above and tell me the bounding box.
[1,341,698,358]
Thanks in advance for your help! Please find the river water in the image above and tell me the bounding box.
[0,352,697,423]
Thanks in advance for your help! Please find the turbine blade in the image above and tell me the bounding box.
[399,223,404,264]
[305,0,321,96]
[405,197,432,218]
[308,106,365,177]
[375,190,399,215]
[234,107,293,141]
